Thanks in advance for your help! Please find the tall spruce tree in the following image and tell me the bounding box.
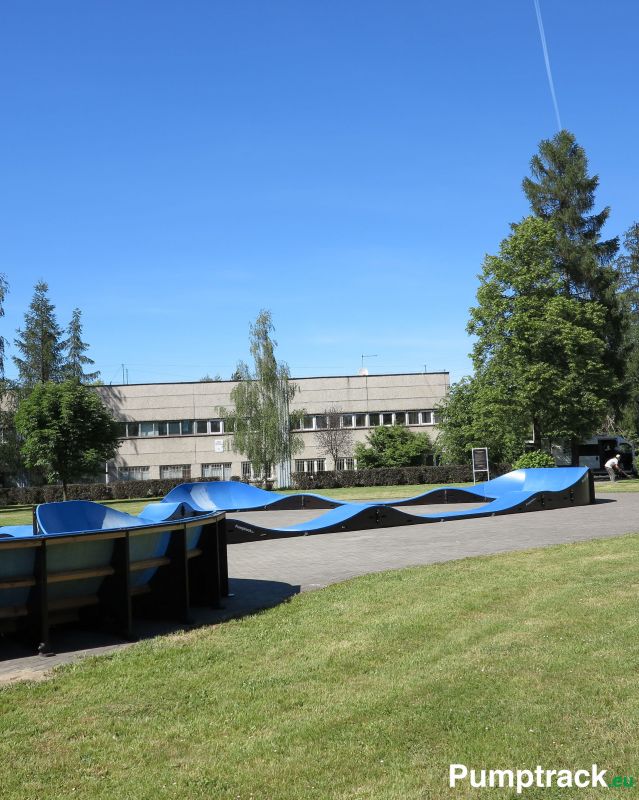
[63,308,100,383]
[522,131,627,455]
[522,130,619,296]
[616,222,639,436]
[13,281,65,385]
[0,274,8,378]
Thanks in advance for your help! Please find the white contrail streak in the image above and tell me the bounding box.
[533,0,562,131]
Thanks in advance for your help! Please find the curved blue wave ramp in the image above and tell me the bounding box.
[162,480,340,512]
[226,467,593,540]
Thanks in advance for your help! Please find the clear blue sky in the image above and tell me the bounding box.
[1,1,637,385]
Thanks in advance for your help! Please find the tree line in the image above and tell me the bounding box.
[0,281,118,496]
[436,130,639,466]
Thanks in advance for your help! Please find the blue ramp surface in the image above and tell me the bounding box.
[161,480,340,512]
[226,467,593,539]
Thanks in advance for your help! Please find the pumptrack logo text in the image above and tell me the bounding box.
[449,764,636,794]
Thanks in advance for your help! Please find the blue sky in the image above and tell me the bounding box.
[1,1,637,385]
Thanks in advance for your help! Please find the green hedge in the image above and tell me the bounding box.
[291,464,512,490]
[0,477,220,507]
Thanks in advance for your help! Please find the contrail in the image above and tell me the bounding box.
[533,0,562,131]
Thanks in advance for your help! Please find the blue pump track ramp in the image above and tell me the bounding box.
[161,480,340,512]
[225,467,594,541]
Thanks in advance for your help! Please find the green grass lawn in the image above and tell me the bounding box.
[1,534,638,799]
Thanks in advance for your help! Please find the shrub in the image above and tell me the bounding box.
[291,464,512,491]
[512,451,556,470]
[0,476,220,507]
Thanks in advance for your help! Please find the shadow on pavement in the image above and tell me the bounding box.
[0,577,299,674]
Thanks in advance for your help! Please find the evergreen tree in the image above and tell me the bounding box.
[63,308,100,383]
[616,222,639,437]
[522,130,627,429]
[522,130,619,295]
[221,310,303,484]
[0,274,8,378]
[13,281,65,385]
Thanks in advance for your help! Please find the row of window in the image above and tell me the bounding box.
[291,410,438,431]
[116,419,225,439]
[117,458,357,481]
[118,464,233,481]
[116,410,440,439]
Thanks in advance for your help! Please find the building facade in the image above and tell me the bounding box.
[97,371,449,485]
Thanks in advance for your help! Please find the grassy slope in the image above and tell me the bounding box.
[1,534,638,799]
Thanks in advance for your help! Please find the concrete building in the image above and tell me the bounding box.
[97,371,449,485]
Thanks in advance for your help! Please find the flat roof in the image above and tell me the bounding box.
[103,371,450,388]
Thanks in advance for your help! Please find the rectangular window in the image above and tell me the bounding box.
[382,413,393,426]
[158,422,168,436]
[341,415,354,427]
[354,414,366,427]
[210,420,222,433]
[181,420,193,435]
[167,421,181,436]
[127,422,139,437]
[195,420,208,434]
[369,413,380,427]
[408,411,420,425]
[291,417,303,431]
[241,461,252,479]
[395,412,406,426]
[118,466,150,481]
[315,415,327,429]
[116,422,128,438]
[336,457,356,471]
[432,411,442,424]
[201,463,232,480]
[159,464,191,480]
[139,422,157,437]
[295,459,324,473]
[421,411,433,425]
[303,415,314,430]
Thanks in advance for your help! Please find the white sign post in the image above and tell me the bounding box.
[472,447,490,483]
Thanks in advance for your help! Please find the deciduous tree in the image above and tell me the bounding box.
[221,311,303,484]
[467,216,610,455]
[15,380,120,499]
[354,425,432,468]
[312,406,354,469]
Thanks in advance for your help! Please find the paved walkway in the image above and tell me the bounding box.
[1,492,636,684]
